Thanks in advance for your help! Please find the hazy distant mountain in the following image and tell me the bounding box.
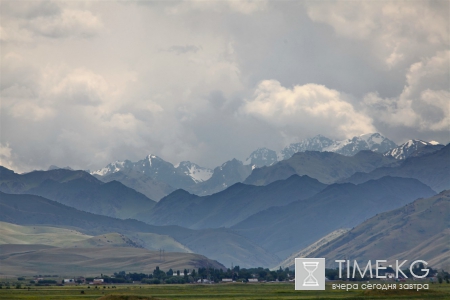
[384,139,444,160]
[0,167,99,194]
[278,133,396,160]
[233,176,435,259]
[0,167,157,220]
[91,155,252,197]
[0,192,279,268]
[324,133,397,156]
[176,161,213,183]
[188,159,252,196]
[278,135,335,160]
[142,175,327,229]
[92,155,203,190]
[309,190,450,269]
[245,148,278,167]
[96,169,175,201]
[48,165,74,171]
[342,144,450,192]
[244,150,396,186]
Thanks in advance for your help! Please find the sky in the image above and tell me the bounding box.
[1,0,449,172]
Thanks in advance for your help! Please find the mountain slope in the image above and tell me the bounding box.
[0,245,225,276]
[308,190,450,269]
[92,155,199,190]
[278,133,396,160]
[0,168,157,220]
[187,159,252,196]
[233,176,436,259]
[244,150,396,186]
[323,133,397,156]
[342,144,450,192]
[142,175,327,229]
[384,139,444,160]
[0,192,279,268]
[273,228,349,270]
[245,148,278,167]
[96,169,175,201]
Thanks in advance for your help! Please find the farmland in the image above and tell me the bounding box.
[0,282,449,300]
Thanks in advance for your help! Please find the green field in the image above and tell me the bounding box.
[1,282,449,300]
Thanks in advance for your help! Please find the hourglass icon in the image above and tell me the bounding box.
[302,261,319,286]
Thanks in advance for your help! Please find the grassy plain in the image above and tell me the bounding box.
[0,282,449,300]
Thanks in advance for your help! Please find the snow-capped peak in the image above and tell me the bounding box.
[384,139,439,160]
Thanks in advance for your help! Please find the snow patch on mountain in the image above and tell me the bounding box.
[274,133,396,160]
[176,161,213,183]
[91,160,126,176]
[384,140,441,160]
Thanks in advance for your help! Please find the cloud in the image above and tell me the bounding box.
[242,80,376,140]
[0,143,16,170]
[164,0,268,15]
[1,1,103,42]
[27,9,103,38]
[306,1,449,68]
[363,51,450,132]
[166,45,201,55]
[1,1,448,172]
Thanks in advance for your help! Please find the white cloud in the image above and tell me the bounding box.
[306,1,449,68]
[0,143,16,170]
[363,51,450,131]
[242,80,376,140]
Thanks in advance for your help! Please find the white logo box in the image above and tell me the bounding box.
[295,258,325,290]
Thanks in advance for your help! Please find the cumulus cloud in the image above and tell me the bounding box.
[242,80,376,140]
[306,1,449,68]
[363,51,450,132]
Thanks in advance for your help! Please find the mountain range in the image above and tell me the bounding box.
[142,175,327,229]
[87,133,442,199]
[232,176,435,258]
[341,143,450,192]
[0,191,278,268]
[244,150,396,186]
[0,167,157,220]
[1,132,448,273]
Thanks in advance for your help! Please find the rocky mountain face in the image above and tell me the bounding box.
[245,133,397,167]
[92,155,202,190]
[384,139,444,160]
[91,155,249,198]
[245,148,278,168]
